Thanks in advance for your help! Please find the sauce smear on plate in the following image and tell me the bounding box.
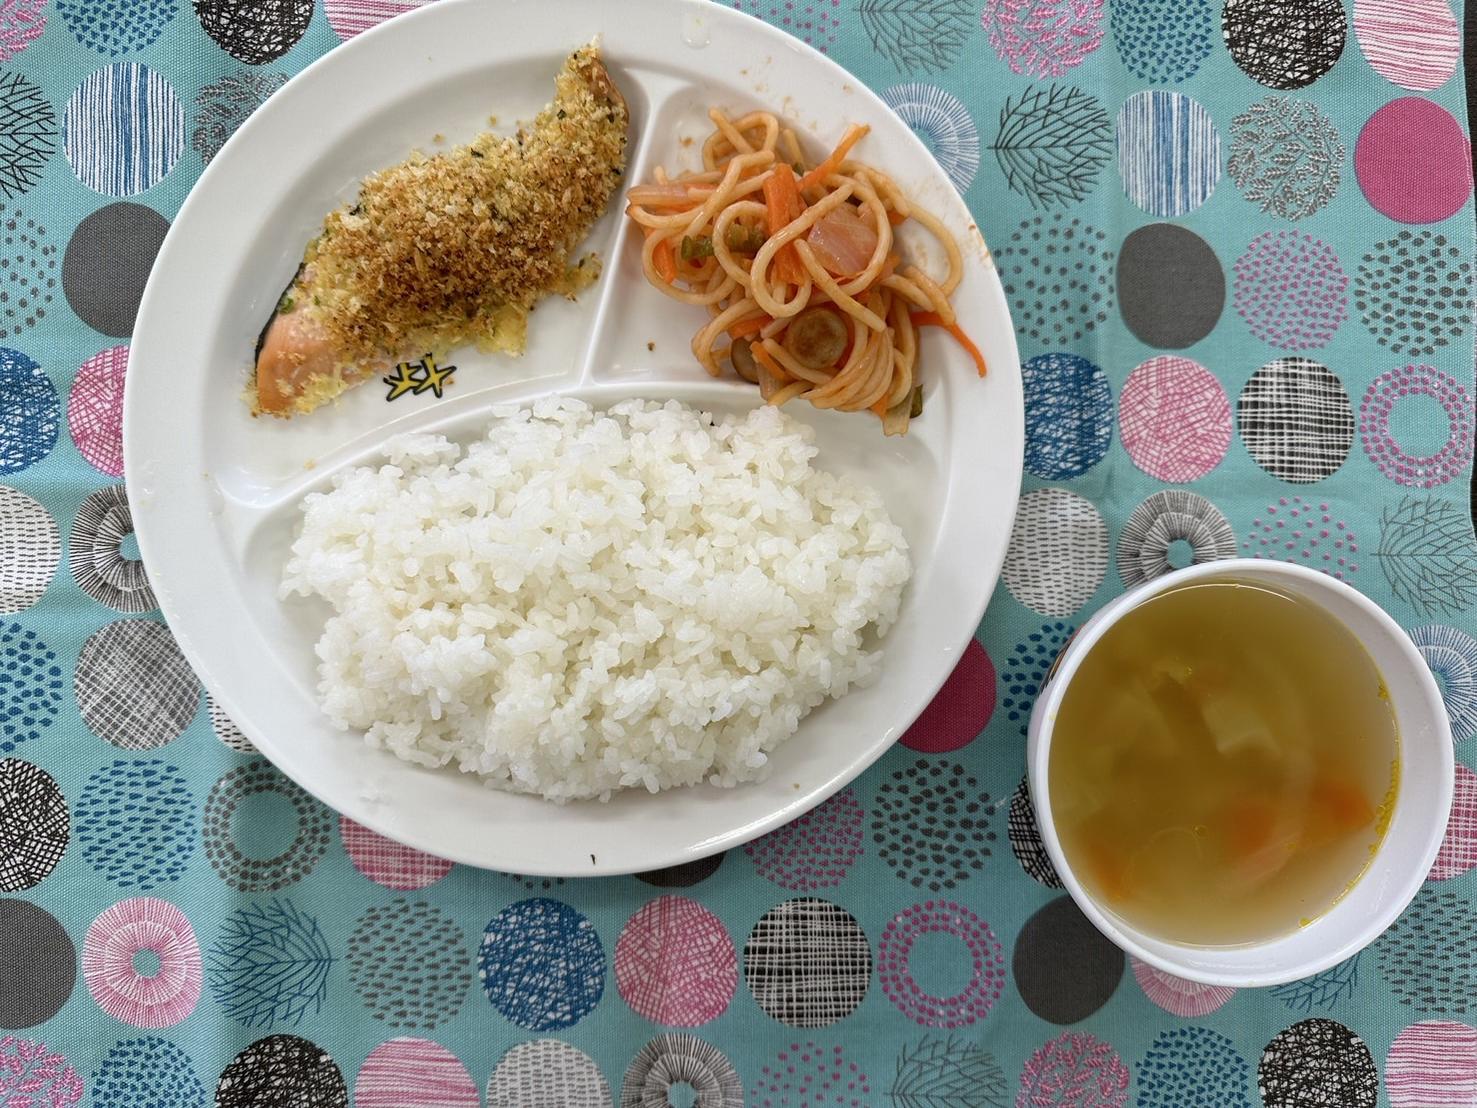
[1049,579,1399,946]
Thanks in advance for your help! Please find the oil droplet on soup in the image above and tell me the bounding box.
[1048,580,1399,946]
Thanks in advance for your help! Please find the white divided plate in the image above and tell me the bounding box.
[125,0,1023,875]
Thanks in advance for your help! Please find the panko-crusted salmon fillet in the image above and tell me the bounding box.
[253,43,628,417]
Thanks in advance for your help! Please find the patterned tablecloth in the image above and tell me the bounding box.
[0,0,1475,1105]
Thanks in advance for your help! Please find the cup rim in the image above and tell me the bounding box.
[1026,558,1454,987]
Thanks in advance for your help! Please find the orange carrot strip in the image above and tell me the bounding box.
[912,311,987,377]
[751,341,793,384]
[763,164,807,285]
[727,315,768,340]
[887,210,907,226]
[798,123,870,192]
[653,238,677,284]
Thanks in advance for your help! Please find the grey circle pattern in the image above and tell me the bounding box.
[1007,777,1062,888]
[61,201,168,338]
[0,758,67,891]
[1237,357,1354,483]
[1118,489,1238,588]
[1376,888,1477,1013]
[872,758,995,892]
[744,898,871,1028]
[0,898,74,1028]
[487,1040,613,1108]
[0,485,58,612]
[348,899,467,1030]
[69,484,155,613]
[1118,222,1225,349]
[621,1033,742,1108]
[1354,230,1472,358]
[192,71,287,165]
[0,206,55,342]
[202,759,331,891]
[74,618,198,749]
[1013,896,1123,1024]
[208,694,254,752]
[1228,96,1342,220]
[993,214,1114,345]
[1003,488,1108,618]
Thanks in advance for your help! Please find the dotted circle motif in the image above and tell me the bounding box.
[0,347,58,474]
[1138,1027,1249,1108]
[0,620,62,751]
[0,73,55,200]
[487,1039,613,1108]
[872,758,995,892]
[1238,358,1355,483]
[1022,353,1112,480]
[340,814,452,890]
[745,787,863,890]
[1116,90,1221,217]
[616,896,736,1027]
[877,900,1005,1027]
[1223,0,1347,89]
[202,759,331,891]
[0,757,66,891]
[1378,889,1477,1013]
[70,485,155,613]
[63,62,184,197]
[621,1033,742,1108]
[1233,231,1348,350]
[1111,0,1215,82]
[480,898,605,1032]
[0,486,58,613]
[1003,488,1108,617]
[208,695,254,752]
[1359,365,1473,488]
[1259,1019,1378,1108]
[74,619,199,749]
[1132,958,1236,1016]
[734,0,844,53]
[354,1038,479,1108]
[880,83,979,193]
[994,214,1113,345]
[349,899,467,1030]
[192,71,287,166]
[68,345,127,476]
[744,898,871,1028]
[75,759,192,888]
[750,1042,872,1108]
[82,896,201,1028]
[1228,95,1343,219]
[91,1036,206,1108]
[1119,489,1237,586]
[193,0,314,64]
[1244,496,1360,580]
[1410,624,1477,743]
[1119,356,1233,482]
[1017,1032,1129,1108]
[215,1035,347,1108]
[1008,777,1062,887]
[1000,621,1075,737]
[58,0,175,55]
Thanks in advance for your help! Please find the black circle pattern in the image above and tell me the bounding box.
[621,1033,743,1108]
[1118,489,1237,587]
[194,0,313,64]
[636,852,725,888]
[993,215,1114,345]
[70,485,155,613]
[202,759,331,892]
[0,898,74,1028]
[0,757,66,891]
[0,74,54,200]
[0,206,54,341]
[215,1035,347,1108]
[891,1037,1008,1107]
[1354,230,1472,358]
[1237,358,1354,483]
[744,898,871,1028]
[1222,0,1346,90]
[348,899,467,1030]
[1257,1019,1377,1108]
[872,758,994,892]
[1013,896,1123,1024]
[1007,777,1061,888]
[74,618,198,749]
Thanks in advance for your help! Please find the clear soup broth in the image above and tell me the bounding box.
[1048,579,1399,946]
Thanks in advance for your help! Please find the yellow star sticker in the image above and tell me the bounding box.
[416,355,456,398]
[383,360,422,401]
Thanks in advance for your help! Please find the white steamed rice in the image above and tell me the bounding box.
[281,397,912,801]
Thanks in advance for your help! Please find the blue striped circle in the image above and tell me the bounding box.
[1116,90,1221,217]
[64,62,184,197]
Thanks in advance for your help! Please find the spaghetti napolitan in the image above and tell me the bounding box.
[625,109,984,435]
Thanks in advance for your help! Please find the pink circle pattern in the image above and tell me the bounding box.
[732,0,843,51]
[1386,1021,1477,1107]
[340,815,453,891]
[1119,357,1233,483]
[354,1037,479,1108]
[1233,231,1348,350]
[82,897,202,1028]
[68,346,127,477]
[1017,1032,1130,1108]
[0,2,45,62]
[325,0,436,40]
[745,788,864,891]
[1355,98,1473,224]
[615,896,737,1027]
[0,1038,81,1106]
[1132,958,1236,1017]
[877,901,1005,1028]
[1354,0,1461,91]
[981,0,1105,78]
[900,639,996,753]
[751,1043,871,1108]
[1244,496,1360,580]
[1430,763,1477,881]
[1359,365,1474,488]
